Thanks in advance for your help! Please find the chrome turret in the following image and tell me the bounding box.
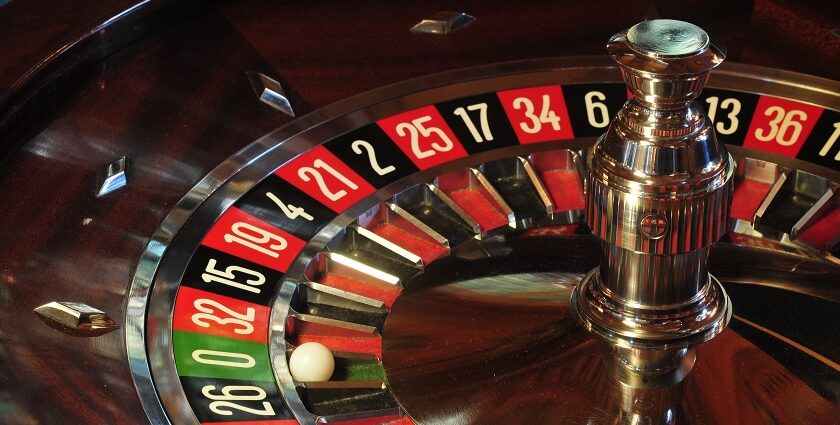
[572,19,735,382]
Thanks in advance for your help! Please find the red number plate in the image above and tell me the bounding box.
[378,105,467,170]
[743,96,824,158]
[497,86,574,143]
[173,286,270,343]
[274,146,376,213]
[201,207,305,272]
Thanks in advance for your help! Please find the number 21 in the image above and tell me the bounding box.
[298,159,359,201]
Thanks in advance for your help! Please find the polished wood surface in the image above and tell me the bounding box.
[0,0,135,94]
[0,7,287,424]
[0,0,215,156]
[0,1,837,423]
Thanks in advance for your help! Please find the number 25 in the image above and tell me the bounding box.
[396,116,453,159]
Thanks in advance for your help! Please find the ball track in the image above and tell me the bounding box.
[284,146,840,423]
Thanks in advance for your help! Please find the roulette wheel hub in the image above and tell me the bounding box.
[573,19,733,381]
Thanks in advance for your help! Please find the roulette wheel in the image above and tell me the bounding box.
[0,1,838,424]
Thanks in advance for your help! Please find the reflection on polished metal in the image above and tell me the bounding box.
[792,188,838,248]
[96,155,128,196]
[480,156,554,227]
[410,12,475,35]
[572,20,735,381]
[33,301,119,337]
[626,20,708,58]
[385,268,697,424]
[247,71,296,117]
[435,168,517,231]
[755,169,833,238]
[381,233,840,424]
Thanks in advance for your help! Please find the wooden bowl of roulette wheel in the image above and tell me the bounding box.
[0,1,838,424]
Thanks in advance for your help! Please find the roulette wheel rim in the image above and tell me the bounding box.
[125,56,840,424]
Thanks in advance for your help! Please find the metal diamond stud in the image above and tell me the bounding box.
[247,72,295,117]
[410,11,475,35]
[34,301,119,337]
[97,156,128,197]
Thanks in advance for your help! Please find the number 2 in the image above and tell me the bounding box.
[351,140,395,175]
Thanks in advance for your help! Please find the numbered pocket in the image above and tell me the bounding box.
[743,96,824,158]
[378,105,468,169]
[497,85,574,143]
[274,146,376,213]
[201,207,306,272]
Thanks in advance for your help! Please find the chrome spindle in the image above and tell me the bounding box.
[572,19,735,382]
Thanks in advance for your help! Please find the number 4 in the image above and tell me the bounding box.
[265,192,314,221]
